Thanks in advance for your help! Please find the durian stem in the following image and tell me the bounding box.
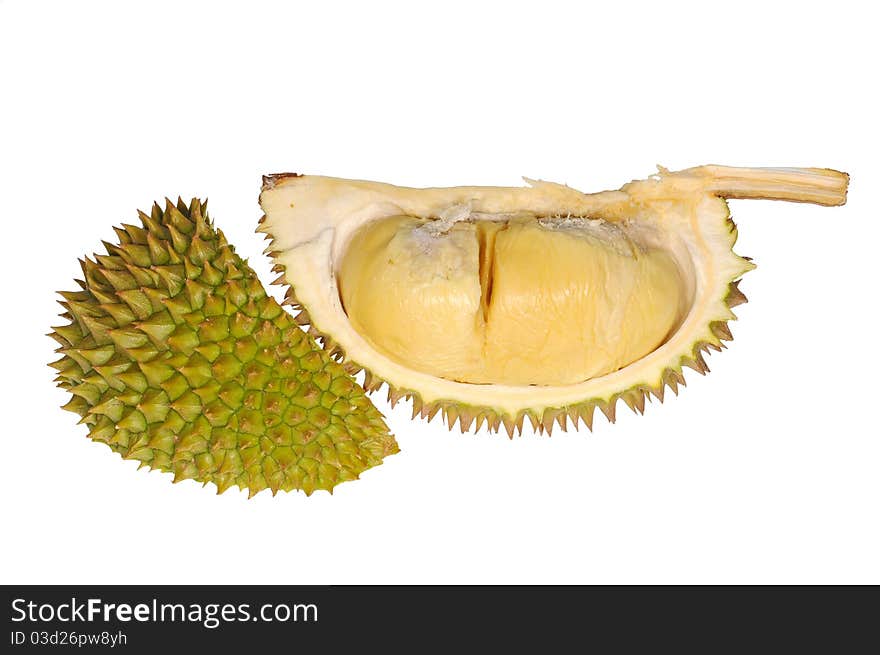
[684,165,849,206]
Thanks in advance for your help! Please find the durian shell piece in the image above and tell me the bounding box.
[50,199,398,495]
[258,166,848,436]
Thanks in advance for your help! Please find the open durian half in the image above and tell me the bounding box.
[258,166,848,435]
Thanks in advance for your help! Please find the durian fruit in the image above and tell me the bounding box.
[50,198,398,496]
[258,165,848,435]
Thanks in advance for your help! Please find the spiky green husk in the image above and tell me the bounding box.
[50,198,398,496]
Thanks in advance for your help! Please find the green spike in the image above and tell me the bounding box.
[116,371,148,393]
[159,372,189,402]
[108,328,150,351]
[188,235,215,265]
[89,416,117,442]
[57,289,92,305]
[80,257,106,288]
[93,362,133,389]
[124,344,159,363]
[113,225,133,245]
[183,256,202,281]
[121,223,149,245]
[125,262,158,286]
[138,359,175,387]
[176,196,190,218]
[90,286,118,305]
[100,267,138,291]
[76,345,116,367]
[122,244,153,267]
[125,447,154,463]
[136,314,176,345]
[176,353,212,388]
[166,201,194,235]
[171,391,203,422]
[89,396,124,422]
[167,324,200,355]
[99,302,136,327]
[199,260,224,286]
[49,323,82,346]
[94,253,126,272]
[140,287,172,315]
[80,315,115,345]
[102,240,125,258]
[212,247,238,271]
[117,408,147,432]
[61,395,89,416]
[203,294,226,317]
[153,264,185,296]
[138,389,170,423]
[224,279,247,309]
[194,342,221,362]
[81,372,110,392]
[191,199,211,238]
[147,429,176,456]
[166,223,188,254]
[230,312,257,337]
[116,289,153,320]
[185,278,210,310]
[61,297,102,321]
[146,230,170,265]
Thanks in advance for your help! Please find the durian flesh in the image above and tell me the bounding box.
[339,214,688,386]
[259,166,848,434]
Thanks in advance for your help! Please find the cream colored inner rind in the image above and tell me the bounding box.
[258,169,804,416]
[338,214,690,386]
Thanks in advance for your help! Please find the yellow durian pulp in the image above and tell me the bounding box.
[338,214,687,386]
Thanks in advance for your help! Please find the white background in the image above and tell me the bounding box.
[1,0,877,584]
